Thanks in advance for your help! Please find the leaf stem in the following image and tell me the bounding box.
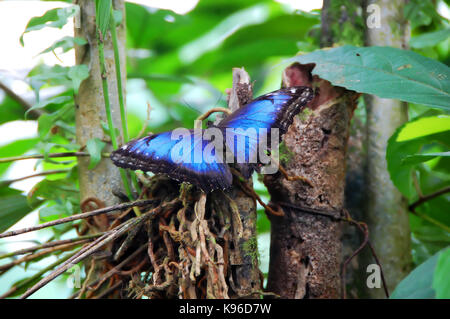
[96,26,133,201]
[109,6,141,195]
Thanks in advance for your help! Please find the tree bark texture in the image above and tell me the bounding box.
[74,0,127,298]
[362,0,411,298]
[321,0,368,298]
[75,0,127,210]
[264,64,358,298]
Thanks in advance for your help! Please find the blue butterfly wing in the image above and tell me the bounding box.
[217,86,314,178]
[110,130,232,192]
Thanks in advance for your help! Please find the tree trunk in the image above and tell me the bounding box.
[362,0,412,298]
[321,0,369,298]
[264,64,358,298]
[74,0,127,297]
[75,0,127,208]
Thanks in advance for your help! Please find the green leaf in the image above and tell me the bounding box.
[433,248,450,298]
[37,104,73,139]
[397,115,450,141]
[0,138,39,178]
[40,36,87,55]
[86,138,106,169]
[68,65,89,94]
[410,29,450,49]
[112,9,123,26]
[0,187,42,233]
[386,116,450,197]
[391,249,442,299]
[402,152,450,166]
[96,0,112,38]
[292,45,450,110]
[27,96,71,116]
[28,179,79,207]
[20,6,79,46]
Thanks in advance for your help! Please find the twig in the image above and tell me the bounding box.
[0,169,68,187]
[136,102,152,139]
[77,258,95,299]
[409,186,450,211]
[93,280,123,299]
[0,81,43,119]
[340,213,369,299]
[408,186,450,232]
[0,250,77,299]
[278,163,313,187]
[366,240,390,298]
[20,214,149,299]
[109,6,141,195]
[0,199,157,239]
[0,233,103,260]
[0,240,89,273]
[196,107,232,121]
[70,244,147,299]
[97,26,134,202]
[231,168,284,216]
[0,152,90,164]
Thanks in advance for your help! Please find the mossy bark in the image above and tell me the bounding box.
[264,64,358,298]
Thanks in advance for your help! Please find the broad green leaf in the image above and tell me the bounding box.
[410,29,450,49]
[0,96,28,124]
[0,187,41,233]
[39,202,72,222]
[37,104,73,139]
[402,152,450,166]
[40,36,87,55]
[397,115,450,141]
[433,248,450,298]
[96,0,112,37]
[28,179,79,207]
[391,249,442,299]
[20,6,79,46]
[86,138,106,169]
[387,116,450,197]
[292,45,450,110]
[26,96,71,117]
[68,65,89,94]
[0,138,39,177]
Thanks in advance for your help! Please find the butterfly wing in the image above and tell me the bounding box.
[110,130,232,192]
[217,86,314,177]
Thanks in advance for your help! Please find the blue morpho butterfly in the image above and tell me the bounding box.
[111,86,314,193]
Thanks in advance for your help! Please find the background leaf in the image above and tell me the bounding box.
[86,137,106,169]
[432,248,450,298]
[386,116,450,198]
[40,36,87,54]
[410,29,450,49]
[68,65,89,94]
[391,249,441,298]
[0,187,42,233]
[292,45,450,110]
[20,6,79,45]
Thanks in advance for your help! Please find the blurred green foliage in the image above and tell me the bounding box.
[0,0,448,298]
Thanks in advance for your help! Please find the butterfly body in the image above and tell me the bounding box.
[111,86,313,192]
